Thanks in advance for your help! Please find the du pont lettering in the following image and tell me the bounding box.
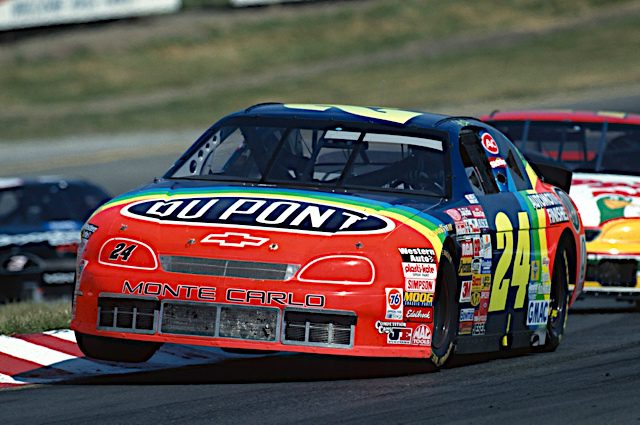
[122,196,394,235]
[123,280,216,300]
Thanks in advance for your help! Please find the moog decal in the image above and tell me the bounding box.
[121,196,395,235]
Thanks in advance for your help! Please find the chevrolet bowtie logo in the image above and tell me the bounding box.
[200,232,269,248]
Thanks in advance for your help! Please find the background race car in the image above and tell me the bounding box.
[71,104,584,365]
[483,110,640,299]
[0,177,110,302]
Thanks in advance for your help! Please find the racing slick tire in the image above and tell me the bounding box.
[540,244,570,352]
[430,247,459,367]
[75,332,161,363]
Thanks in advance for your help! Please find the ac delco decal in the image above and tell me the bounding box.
[121,196,395,235]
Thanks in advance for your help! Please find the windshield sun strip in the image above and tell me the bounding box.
[362,133,443,151]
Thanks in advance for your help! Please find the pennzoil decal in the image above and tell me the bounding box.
[121,196,395,236]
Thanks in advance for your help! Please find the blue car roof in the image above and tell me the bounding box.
[221,103,484,133]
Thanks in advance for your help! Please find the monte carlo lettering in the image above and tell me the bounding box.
[123,280,217,300]
[121,196,394,235]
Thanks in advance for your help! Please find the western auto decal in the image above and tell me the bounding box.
[121,195,395,236]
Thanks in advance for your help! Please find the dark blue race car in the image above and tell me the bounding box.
[0,177,110,303]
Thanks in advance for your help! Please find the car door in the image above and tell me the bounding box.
[458,128,539,348]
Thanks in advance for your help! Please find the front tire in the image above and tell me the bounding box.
[76,332,161,363]
[430,248,459,367]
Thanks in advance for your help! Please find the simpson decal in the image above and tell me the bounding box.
[121,196,395,236]
[385,288,404,320]
[405,279,435,293]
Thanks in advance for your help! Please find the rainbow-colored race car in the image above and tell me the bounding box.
[483,110,640,299]
[71,104,584,365]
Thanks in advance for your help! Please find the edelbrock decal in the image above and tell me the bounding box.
[121,196,396,235]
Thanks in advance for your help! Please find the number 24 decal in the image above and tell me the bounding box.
[109,243,137,262]
[488,211,531,312]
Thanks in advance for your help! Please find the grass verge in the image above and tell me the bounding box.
[1,0,639,140]
[0,300,72,335]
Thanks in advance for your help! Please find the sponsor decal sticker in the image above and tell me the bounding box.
[527,300,550,326]
[481,132,499,155]
[411,324,432,346]
[460,280,472,303]
[404,291,434,307]
[489,157,507,169]
[405,278,435,293]
[459,321,473,335]
[404,307,433,323]
[375,321,407,334]
[387,327,413,345]
[385,288,404,320]
[465,194,479,204]
[528,193,561,209]
[459,308,475,322]
[472,322,486,336]
[402,262,437,279]
[398,247,436,263]
[547,206,569,224]
[121,196,396,236]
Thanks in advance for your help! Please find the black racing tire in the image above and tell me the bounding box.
[75,331,161,363]
[430,248,459,367]
[541,245,570,351]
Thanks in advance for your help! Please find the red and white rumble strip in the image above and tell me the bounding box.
[0,330,257,389]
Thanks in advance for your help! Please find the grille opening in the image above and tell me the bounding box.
[219,306,278,341]
[586,260,638,287]
[161,302,217,337]
[160,255,297,281]
[159,301,279,342]
[98,297,159,333]
[283,310,356,347]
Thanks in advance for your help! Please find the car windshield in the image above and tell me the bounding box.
[168,122,448,197]
[490,121,640,175]
[0,182,108,227]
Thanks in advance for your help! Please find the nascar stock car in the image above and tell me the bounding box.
[0,177,110,302]
[483,110,640,299]
[71,104,585,365]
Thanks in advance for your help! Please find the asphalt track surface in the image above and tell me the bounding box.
[1,96,640,424]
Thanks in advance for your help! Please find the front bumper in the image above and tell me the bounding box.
[71,266,434,359]
[582,252,640,297]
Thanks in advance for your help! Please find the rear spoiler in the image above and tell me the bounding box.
[523,151,573,193]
